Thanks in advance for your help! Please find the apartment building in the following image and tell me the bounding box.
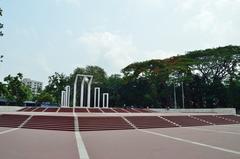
[22,78,43,95]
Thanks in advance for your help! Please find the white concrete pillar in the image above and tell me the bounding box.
[65,85,70,107]
[61,91,66,106]
[80,78,85,108]
[94,87,100,108]
[87,77,92,108]
[102,93,109,108]
[73,77,78,107]
[73,74,93,108]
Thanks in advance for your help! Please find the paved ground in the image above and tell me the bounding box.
[0,111,240,159]
[81,125,240,159]
[0,128,79,159]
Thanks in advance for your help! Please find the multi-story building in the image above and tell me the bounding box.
[22,78,43,95]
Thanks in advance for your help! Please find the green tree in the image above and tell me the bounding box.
[4,73,32,105]
[45,72,69,103]
[185,46,240,84]
[34,91,54,103]
[121,45,240,109]
[67,66,107,106]
[68,65,107,86]
[103,74,124,106]
[0,82,7,97]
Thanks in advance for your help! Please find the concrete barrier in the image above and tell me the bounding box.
[0,106,23,112]
[151,108,236,115]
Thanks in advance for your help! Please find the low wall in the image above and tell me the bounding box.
[151,108,236,115]
[0,106,23,112]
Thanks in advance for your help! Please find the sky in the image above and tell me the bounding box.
[0,0,240,85]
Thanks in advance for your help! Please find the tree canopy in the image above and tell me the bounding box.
[2,45,240,111]
[121,45,240,109]
[3,73,32,105]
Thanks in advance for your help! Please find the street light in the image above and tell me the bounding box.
[181,73,185,109]
[173,83,177,109]
[181,81,185,109]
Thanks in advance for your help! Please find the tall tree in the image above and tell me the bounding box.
[45,72,69,103]
[34,91,54,103]
[4,73,32,105]
[103,74,124,107]
[121,45,240,108]
[185,46,240,84]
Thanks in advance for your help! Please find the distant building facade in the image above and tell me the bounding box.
[22,78,43,95]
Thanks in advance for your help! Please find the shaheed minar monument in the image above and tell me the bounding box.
[61,74,109,108]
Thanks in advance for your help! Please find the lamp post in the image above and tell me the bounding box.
[181,73,185,109]
[173,83,177,109]
[181,81,185,109]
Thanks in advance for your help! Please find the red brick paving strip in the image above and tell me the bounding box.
[88,108,103,113]
[44,108,58,112]
[75,108,88,112]
[17,107,28,112]
[217,115,240,123]
[163,116,211,127]
[24,107,36,112]
[22,116,75,131]
[58,108,73,112]
[113,108,128,113]
[125,116,177,129]
[101,108,116,113]
[125,108,139,113]
[193,115,237,125]
[78,116,134,131]
[33,107,46,112]
[0,114,29,128]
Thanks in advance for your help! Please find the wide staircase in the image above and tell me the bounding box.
[0,114,29,128]
[88,108,102,113]
[18,107,153,113]
[193,115,238,125]
[216,115,240,123]
[44,108,58,112]
[1,113,240,132]
[125,116,177,129]
[75,108,88,113]
[58,108,73,112]
[22,116,75,131]
[101,108,115,113]
[163,116,211,127]
[78,116,134,131]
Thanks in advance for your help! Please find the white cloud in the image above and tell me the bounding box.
[34,55,52,75]
[55,0,81,6]
[145,49,179,60]
[78,32,137,73]
[65,29,73,36]
[134,0,164,6]
[182,0,240,35]
[78,32,178,73]
[174,0,240,48]
[3,0,240,83]
[15,28,39,40]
